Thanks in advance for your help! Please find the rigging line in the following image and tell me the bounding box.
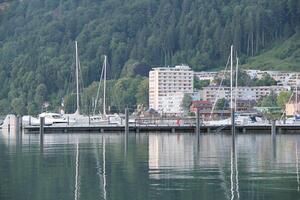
[78,58,86,112]
[280,89,294,120]
[210,54,231,119]
[93,57,105,115]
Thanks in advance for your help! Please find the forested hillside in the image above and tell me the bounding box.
[0,0,299,115]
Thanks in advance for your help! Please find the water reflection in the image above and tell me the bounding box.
[230,136,239,200]
[1,131,300,200]
[296,142,299,191]
[74,140,80,200]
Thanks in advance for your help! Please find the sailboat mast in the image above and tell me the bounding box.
[103,55,107,116]
[296,73,298,115]
[230,45,235,138]
[230,45,233,110]
[75,41,80,115]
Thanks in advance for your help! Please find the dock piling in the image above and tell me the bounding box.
[271,120,276,136]
[196,109,200,136]
[40,117,45,140]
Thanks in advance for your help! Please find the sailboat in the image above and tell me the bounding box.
[90,55,122,125]
[204,45,235,126]
[63,41,89,124]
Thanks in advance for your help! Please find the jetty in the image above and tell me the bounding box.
[19,123,300,134]
[1,115,300,134]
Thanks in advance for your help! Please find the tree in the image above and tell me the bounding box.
[277,91,292,108]
[254,73,277,86]
[215,98,229,110]
[181,94,192,113]
[34,83,47,109]
[0,99,10,114]
[27,102,38,115]
[257,91,278,107]
[135,79,149,107]
[11,98,26,115]
[194,76,210,90]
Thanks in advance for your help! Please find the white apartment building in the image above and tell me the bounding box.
[244,70,300,87]
[194,71,218,81]
[149,65,194,113]
[203,86,291,103]
[196,69,300,87]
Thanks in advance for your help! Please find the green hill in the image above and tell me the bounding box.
[0,0,299,114]
[245,33,300,71]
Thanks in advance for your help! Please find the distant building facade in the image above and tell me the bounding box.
[195,69,300,87]
[285,101,300,116]
[189,100,213,113]
[202,86,291,104]
[194,71,218,81]
[149,65,194,113]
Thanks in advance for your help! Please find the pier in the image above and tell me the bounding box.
[20,124,300,134]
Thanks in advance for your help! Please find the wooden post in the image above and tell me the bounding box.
[15,116,20,135]
[8,116,10,134]
[125,108,129,134]
[271,119,276,137]
[20,116,23,131]
[196,108,200,136]
[171,128,175,133]
[243,127,246,134]
[283,112,286,124]
[40,117,45,140]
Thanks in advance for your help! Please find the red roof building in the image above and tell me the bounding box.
[189,100,213,113]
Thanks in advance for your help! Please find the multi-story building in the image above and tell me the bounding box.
[244,70,300,87]
[194,71,218,81]
[196,69,300,87]
[149,65,194,113]
[202,86,291,104]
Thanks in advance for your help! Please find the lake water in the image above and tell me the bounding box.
[0,131,300,200]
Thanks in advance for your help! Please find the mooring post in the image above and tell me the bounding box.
[40,117,45,141]
[88,115,91,125]
[125,108,129,134]
[8,116,10,134]
[196,108,200,136]
[243,127,246,134]
[29,116,31,126]
[271,119,276,137]
[15,116,20,135]
[283,112,286,124]
[67,116,70,125]
[20,116,23,131]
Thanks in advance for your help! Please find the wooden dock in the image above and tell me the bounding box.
[21,124,300,134]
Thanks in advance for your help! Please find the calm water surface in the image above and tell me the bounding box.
[0,131,300,200]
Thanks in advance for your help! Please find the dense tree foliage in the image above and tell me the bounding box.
[181,93,192,113]
[0,0,299,114]
[63,76,148,114]
[214,70,278,87]
[194,77,209,90]
[215,98,229,110]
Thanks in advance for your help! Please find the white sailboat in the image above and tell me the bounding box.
[63,41,88,124]
[91,55,122,125]
[204,45,235,126]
